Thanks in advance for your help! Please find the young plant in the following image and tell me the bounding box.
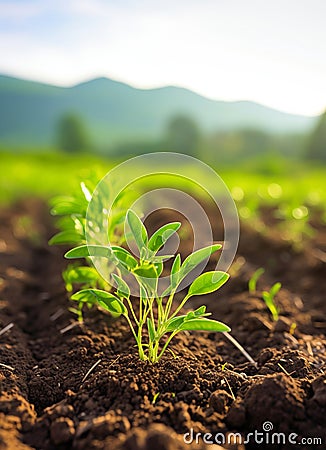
[248,267,265,294]
[62,264,106,322]
[65,209,230,363]
[49,176,130,246]
[262,282,281,321]
[49,177,134,321]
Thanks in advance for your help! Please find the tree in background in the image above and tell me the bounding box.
[307,111,326,162]
[56,113,90,152]
[165,115,200,156]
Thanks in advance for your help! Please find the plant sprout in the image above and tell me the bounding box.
[49,178,135,321]
[65,209,230,363]
[248,267,265,294]
[262,282,281,321]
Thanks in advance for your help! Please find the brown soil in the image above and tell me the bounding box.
[0,199,325,450]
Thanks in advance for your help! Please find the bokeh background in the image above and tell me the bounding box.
[0,0,325,237]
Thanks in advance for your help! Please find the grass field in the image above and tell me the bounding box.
[1,151,325,213]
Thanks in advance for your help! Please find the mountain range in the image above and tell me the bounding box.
[0,74,318,148]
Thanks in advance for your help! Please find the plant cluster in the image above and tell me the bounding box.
[56,204,230,363]
[49,177,132,321]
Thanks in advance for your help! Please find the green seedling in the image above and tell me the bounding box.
[66,209,230,363]
[49,177,134,321]
[62,264,107,322]
[262,282,281,321]
[248,267,265,294]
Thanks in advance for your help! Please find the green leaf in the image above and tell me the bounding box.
[148,222,181,253]
[63,266,99,286]
[262,296,279,321]
[111,246,138,270]
[50,196,86,216]
[188,271,229,296]
[65,245,111,259]
[180,244,221,280]
[153,260,164,277]
[179,318,230,332]
[54,215,76,232]
[70,289,97,305]
[133,264,158,278]
[166,315,186,332]
[248,267,265,294]
[165,306,210,332]
[71,289,126,314]
[171,254,181,275]
[166,253,181,292]
[126,209,148,252]
[270,282,281,297]
[147,318,156,341]
[193,305,207,316]
[161,254,182,297]
[49,230,84,245]
[111,274,130,299]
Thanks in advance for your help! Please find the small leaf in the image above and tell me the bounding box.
[166,315,187,332]
[193,305,207,316]
[63,266,99,285]
[179,318,230,332]
[133,264,158,278]
[71,289,126,314]
[270,282,281,297]
[111,274,130,299]
[65,245,111,259]
[70,290,97,304]
[180,244,221,279]
[185,311,196,320]
[188,271,229,296]
[111,246,138,270]
[262,291,279,321]
[147,318,156,341]
[148,222,181,253]
[165,307,210,332]
[171,254,181,275]
[248,267,265,294]
[161,254,181,297]
[154,260,164,277]
[126,210,148,252]
[50,196,86,216]
[49,230,84,245]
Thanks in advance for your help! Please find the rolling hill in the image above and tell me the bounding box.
[0,74,317,148]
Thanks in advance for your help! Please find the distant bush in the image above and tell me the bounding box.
[165,115,201,156]
[56,113,90,153]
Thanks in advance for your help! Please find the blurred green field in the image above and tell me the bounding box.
[1,150,325,209]
[0,151,113,205]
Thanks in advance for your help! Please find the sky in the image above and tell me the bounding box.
[0,0,325,116]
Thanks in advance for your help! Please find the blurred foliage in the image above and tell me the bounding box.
[0,150,325,209]
[165,115,201,156]
[0,148,325,250]
[307,110,326,162]
[56,113,90,153]
[0,151,111,204]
